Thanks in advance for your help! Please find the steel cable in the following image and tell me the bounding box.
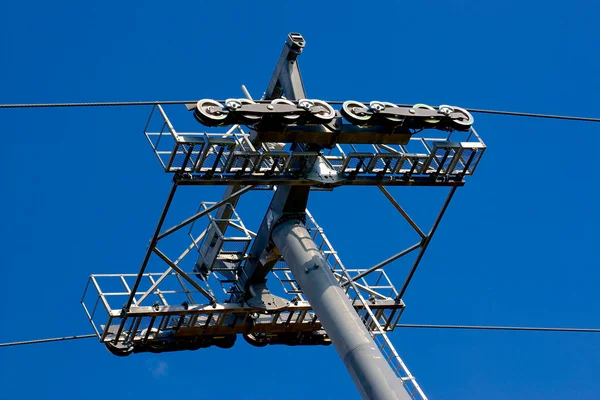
[0,334,97,347]
[3,324,600,348]
[0,100,598,122]
[395,324,600,333]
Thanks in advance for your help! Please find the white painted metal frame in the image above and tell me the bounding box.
[143,104,486,185]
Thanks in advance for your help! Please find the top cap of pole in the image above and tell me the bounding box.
[287,33,305,53]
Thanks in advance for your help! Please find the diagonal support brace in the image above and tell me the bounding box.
[396,186,457,301]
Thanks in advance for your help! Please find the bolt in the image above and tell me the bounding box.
[305,264,320,273]
[267,105,274,110]
[370,102,385,112]
[409,108,416,114]
[299,100,313,110]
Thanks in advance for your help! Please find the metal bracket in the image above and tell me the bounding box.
[245,282,290,311]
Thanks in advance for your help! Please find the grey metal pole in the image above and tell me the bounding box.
[271,219,411,400]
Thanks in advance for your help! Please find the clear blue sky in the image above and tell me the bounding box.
[1,1,599,399]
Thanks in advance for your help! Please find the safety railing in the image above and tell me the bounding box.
[144,104,485,186]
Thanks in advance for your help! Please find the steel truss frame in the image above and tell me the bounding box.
[82,32,486,400]
[82,176,456,400]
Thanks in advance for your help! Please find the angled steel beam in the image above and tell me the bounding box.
[135,228,207,305]
[135,267,174,305]
[396,186,457,301]
[379,186,426,239]
[333,272,391,300]
[238,185,310,290]
[341,242,422,287]
[264,33,306,100]
[122,182,178,313]
[153,247,217,303]
[177,229,208,264]
[157,185,254,240]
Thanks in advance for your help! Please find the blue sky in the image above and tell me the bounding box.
[1,1,599,399]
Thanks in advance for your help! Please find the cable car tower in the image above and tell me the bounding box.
[81,33,485,399]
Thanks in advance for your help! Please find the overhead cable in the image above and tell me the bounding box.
[395,324,600,333]
[0,100,195,108]
[0,100,598,123]
[0,334,97,347]
[4,323,600,349]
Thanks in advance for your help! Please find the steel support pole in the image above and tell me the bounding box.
[271,219,411,400]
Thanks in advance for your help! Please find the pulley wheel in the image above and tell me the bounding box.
[380,101,403,123]
[310,99,336,122]
[450,106,474,130]
[105,341,134,357]
[243,333,269,347]
[341,100,372,125]
[413,103,440,125]
[236,98,262,125]
[194,99,230,126]
[271,98,300,123]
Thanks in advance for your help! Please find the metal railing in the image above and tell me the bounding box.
[143,104,485,186]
